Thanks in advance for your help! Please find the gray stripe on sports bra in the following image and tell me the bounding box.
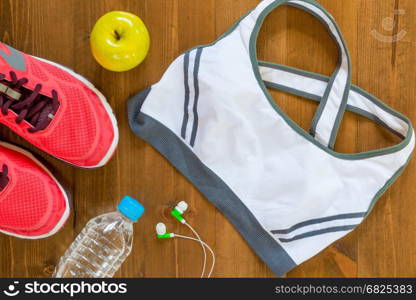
[277,224,358,243]
[270,212,365,235]
[190,48,203,147]
[181,48,203,147]
[180,52,191,139]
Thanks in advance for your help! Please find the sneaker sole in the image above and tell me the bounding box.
[0,142,71,239]
[32,56,119,169]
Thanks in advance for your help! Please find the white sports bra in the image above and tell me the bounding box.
[128,0,414,276]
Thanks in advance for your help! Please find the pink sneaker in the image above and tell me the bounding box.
[0,42,118,168]
[0,142,70,239]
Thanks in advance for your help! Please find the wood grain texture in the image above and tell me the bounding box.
[0,0,414,277]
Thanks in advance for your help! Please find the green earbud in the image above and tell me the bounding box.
[171,201,188,223]
[156,202,190,240]
[156,223,174,239]
[171,208,184,223]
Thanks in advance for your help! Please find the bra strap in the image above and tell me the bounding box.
[248,0,352,149]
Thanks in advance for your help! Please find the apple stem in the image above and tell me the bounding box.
[114,30,121,40]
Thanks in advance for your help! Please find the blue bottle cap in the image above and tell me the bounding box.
[117,196,144,222]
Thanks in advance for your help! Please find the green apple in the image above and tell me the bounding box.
[90,11,150,72]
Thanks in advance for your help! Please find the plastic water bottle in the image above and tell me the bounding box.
[53,196,144,278]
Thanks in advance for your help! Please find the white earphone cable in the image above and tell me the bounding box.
[184,222,207,278]
[175,234,215,278]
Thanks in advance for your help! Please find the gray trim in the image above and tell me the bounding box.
[264,80,322,102]
[287,4,350,146]
[263,79,406,139]
[288,3,351,149]
[190,48,203,147]
[289,2,353,149]
[329,85,351,149]
[259,61,411,124]
[128,87,151,122]
[278,225,357,243]
[128,89,297,277]
[250,1,414,160]
[348,107,405,139]
[180,52,191,139]
[366,153,414,214]
[309,69,337,137]
[271,212,365,234]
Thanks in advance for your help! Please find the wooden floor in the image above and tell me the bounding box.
[0,0,415,278]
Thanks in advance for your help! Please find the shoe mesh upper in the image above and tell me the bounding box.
[42,62,75,82]
[0,147,68,236]
[38,83,97,159]
[0,169,48,229]
[29,59,49,82]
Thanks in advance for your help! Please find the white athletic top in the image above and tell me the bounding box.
[128,0,415,276]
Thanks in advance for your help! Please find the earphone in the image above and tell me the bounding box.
[155,201,215,278]
[170,200,207,276]
[171,201,188,223]
[156,222,174,238]
[156,222,215,277]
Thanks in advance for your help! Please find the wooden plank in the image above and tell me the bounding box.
[357,0,416,277]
